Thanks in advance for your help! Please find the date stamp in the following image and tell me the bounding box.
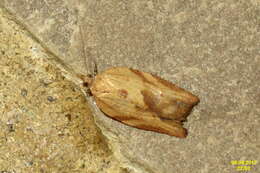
[230,160,258,171]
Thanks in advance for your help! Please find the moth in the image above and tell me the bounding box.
[78,27,199,138]
[81,67,199,138]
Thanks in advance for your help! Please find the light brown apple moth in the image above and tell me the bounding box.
[82,67,199,138]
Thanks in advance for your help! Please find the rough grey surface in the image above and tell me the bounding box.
[0,7,129,173]
[1,0,260,173]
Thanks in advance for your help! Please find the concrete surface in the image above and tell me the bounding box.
[1,0,260,173]
[0,7,129,173]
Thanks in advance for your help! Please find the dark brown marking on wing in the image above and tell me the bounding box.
[141,89,163,117]
[118,89,128,98]
[141,89,191,120]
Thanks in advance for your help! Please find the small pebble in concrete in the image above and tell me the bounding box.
[47,96,56,102]
[21,88,27,97]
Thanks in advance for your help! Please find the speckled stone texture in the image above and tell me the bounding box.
[1,1,260,173]
[0,8,129,173]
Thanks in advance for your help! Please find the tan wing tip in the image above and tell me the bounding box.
[166,127,188,138]
[153,126,188,138]
[159,120,189,138]
[192,95,200,105]
[133,122,188,138]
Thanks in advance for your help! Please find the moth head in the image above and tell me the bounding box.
[77,74,94,96]
[82,74,94,87]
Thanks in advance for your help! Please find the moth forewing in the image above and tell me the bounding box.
[89,67,199,138]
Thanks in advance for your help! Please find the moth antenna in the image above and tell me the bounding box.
[93,60,98,76]
[78,25,98,77]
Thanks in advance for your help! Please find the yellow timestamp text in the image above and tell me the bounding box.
[230,160,258,171]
